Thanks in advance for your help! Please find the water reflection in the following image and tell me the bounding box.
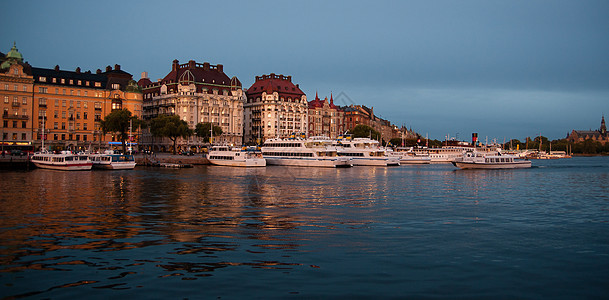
[2,159,608,298]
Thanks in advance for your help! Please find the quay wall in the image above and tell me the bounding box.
[135,154,210,166]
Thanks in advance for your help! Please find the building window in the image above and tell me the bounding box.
[38,87,48,93]
[23,86,27,92]
[22,133,26,140]
[54,122,58,129]
[22,121,26,128]
[83,123,87,130]
[22,97,27,105]
[112,83,120,90]
[3,96,7,103]
[61,122,65,130]
[95,82,101,87]
[83,112,88,119]
[61,134,65,140]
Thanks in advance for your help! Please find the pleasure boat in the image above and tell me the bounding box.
[90,150,137,170]
[412,147,467,163]
[31,151,93,171]
[261,136,352,167]
[206,145,266,167]
[335,138,400,166]
[388,147,431,164]
[452,150,532,169]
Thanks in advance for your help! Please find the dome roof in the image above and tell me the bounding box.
[5,42,23,62]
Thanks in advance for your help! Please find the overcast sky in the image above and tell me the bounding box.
[2,0,608,141]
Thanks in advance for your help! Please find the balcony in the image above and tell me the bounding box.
[11,102,20,107]
[3,114,29,120]
[38,103,47,108]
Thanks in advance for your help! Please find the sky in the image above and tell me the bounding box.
[2,0,608,141]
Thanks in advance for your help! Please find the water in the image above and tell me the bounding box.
[1,157,608,299]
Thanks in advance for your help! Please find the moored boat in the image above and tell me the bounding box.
[31,151,93,171]
[335,138,400,166]
[452,150,531,169]
[90,150,137,170]
[261,136,352,168]
[388,147,431,164]
[207,145,266,167]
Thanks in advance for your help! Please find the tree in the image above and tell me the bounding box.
[149,115,192,154]
[100,109,141,154]
[195,122,223,144]
[348,124,380,140]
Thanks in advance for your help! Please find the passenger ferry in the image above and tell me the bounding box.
[261,136,352,168]
[452,150,532,169]
[388,147,431,164]
[412,147,466,163]
[206,145,266,167]
[335,138,400,166]
[90,150,137,170]
[31,151,93,171]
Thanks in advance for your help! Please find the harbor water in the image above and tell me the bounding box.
[1,157,608,299]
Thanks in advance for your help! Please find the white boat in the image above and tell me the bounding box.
[261,136,353,168]
[335,138,400,166]
[452,150,532,169]
[31,151,93,171]
[389,147,431,164]
[90,150,137,170]
[207,145,266,167]
[412,147,466,163]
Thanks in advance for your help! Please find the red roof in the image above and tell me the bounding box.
[246,73,304,98]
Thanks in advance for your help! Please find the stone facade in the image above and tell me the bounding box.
[307,93,344,138]
[139,60,244,150]
[244,74,307,143]
[1,43,34,151]
[1,43,143,152]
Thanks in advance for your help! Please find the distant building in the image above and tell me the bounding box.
[307,93,344,138]
[1,43,142,152]
[567,116,609,145]
[244,73,307,143]
[139,59,244,151]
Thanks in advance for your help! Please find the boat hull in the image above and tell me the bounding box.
[32,161,92,171]
[451,161,532,169]
[265,157,352,168]
[92,162,137,170]
[208,158,266,167]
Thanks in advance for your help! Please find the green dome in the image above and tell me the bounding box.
[5,42,23,62]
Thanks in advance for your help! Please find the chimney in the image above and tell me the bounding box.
[217,64,223,73]
[106,66,112,72]
[287,76,291,82]
[54,65,60,71]
[203,62,210,71]
[188,60,195,68]
[114,64,121,71]
[141,72,148,80]
[172,59,179,71]
[75,67,81,74]
[96,69,102,74]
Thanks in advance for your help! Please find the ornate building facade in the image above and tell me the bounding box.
[1,43,34,151]
[567,116,609,145]
[1,43,142,152]
[244,74,307,143]
[307,93,344,138]
[139,59,244,150]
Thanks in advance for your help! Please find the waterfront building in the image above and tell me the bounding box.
[0,43,34,152]
[244,74,308,143]
[31,64,142,151]
[2,42,143,152]
[343,104,404,142]
[307,93,344,139]
[138,59,244,151]
[567,116,609,145]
